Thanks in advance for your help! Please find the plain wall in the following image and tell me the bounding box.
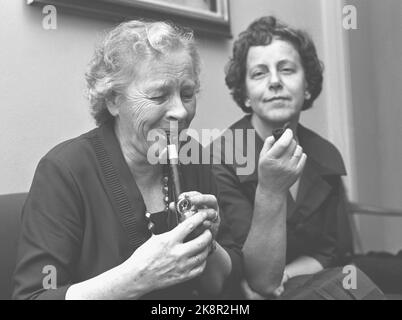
[194,0,328,138]
[1,1,106,194]
[348,0,402,252]
[3,0,400,253]
[0,0,328,194]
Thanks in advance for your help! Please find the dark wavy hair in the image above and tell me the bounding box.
[225,16,324,113]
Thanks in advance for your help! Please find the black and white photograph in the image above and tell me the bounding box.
[1,0,402,307]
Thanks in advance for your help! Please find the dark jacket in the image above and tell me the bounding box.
[212,115,353,268]
[13,119,242,300]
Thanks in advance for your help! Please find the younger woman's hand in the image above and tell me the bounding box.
[258,129,306,194]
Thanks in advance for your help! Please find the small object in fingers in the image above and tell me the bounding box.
[272,123,290,141]
[272,128,285,141]
[177,195,192,216]
[202,220,212,229]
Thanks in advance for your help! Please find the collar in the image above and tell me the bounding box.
[99,119,146,205]
[297,124,346,176]
[94,119,150,251]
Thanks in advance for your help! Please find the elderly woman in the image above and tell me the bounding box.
[13,20,241,300]
[212,16,354,298]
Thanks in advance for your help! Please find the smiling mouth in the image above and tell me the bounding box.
[266,97,290,102]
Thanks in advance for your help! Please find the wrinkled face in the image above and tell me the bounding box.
[245,39,307,124]
[111,49,198,157]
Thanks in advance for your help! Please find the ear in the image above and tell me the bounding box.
[105,92,119,117]
[304,80,311,100]
[244,98,251,108]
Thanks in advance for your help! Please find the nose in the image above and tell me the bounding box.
[166,95,189,122]
[269,71,283,91]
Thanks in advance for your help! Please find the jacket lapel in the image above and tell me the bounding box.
[93,120,151,253]
[291,158,332,223]
[290,123,346,224]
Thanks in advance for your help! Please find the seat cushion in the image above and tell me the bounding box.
[0,193,27,300]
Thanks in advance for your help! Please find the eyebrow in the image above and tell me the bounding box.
[277,59,297,66]
[249,64,268,70]
[143,79,197,94]
[249,59,297,69]
[143,80,171,92]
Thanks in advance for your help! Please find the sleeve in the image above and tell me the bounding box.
[212,162,254,248]
[334,177,354,262]
[308,235,337,269]
[12,156,83,300]
[199,162,244,297]
[307,177,351,268]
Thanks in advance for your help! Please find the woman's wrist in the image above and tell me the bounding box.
[256,184,287,203]
[66,262,150,300]
[118,259,155,298]
[108,261,153,299]
[254,185,287,221]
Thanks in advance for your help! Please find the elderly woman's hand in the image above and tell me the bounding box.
[258,128,306,194]
[121,210,214,296]
[176,191,220,241]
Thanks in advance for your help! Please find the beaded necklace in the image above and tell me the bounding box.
[145,165,170,234]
